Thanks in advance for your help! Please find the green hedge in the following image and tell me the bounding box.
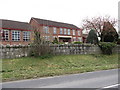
[73,41,82,44]
[99,42,116,55]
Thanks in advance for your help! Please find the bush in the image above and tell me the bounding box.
[117,38,120,44]
[38,54,53,59]
[73,41,82,44]
[52,37,59,44]
[30,31,52,57]
[99,42,116,55]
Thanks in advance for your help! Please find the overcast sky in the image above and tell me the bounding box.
[0,0,119,28]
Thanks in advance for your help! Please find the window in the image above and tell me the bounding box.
[53,27,57,34]
[68,29,70,35]
[45,36,49,41]
[44,26,49,34]
[12,31,20,41]
[73,37,76,41]
[73,30,75,35]
[1,30,9,41]
[60,28,63,34]
[78,37,82,42]
[64,28,67,34]
[78,31,81,36]
[23,31,30,41]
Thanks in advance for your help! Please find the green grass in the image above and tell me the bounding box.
[2,54,119,82]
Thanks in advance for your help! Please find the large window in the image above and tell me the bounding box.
[68,29,71,35]
[78,31,81,36]
[64,28,67,34]
[44,26,49,34]
[1,30,9,41]
[53,27,57,34]
[12,31,20,41]
[23,31,30,41]
[60,28,63,34]
[73,30,75,35]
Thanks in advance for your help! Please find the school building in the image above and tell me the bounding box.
[1,18,83,45]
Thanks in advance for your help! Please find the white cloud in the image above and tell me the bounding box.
[0,0,119,27]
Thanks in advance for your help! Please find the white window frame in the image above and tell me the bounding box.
[44,26,49,34]
[64,28,67,35]
[53,27,57,34]
[12,31,20,41]
[2,29,9,41]
[73,30,75,35]
[68,29,71,35]
[60,28,63,34]
[23,31,30,41]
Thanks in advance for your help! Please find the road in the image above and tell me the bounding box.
[1,69,119,89]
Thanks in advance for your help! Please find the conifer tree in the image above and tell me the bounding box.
[86,29,98,44]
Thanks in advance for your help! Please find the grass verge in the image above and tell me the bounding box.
[2,54,119,82]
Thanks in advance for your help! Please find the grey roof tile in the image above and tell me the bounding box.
[32,17,80,30]
[0,19,33,31]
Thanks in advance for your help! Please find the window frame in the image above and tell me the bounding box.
[44,26,49,34]
[2,29,9,41]
[73,30,75,35]
[60,28,63,34]
[53,27,57,34]
[12,30,20,41]
[23,31,30,41]
[64,28,67,35]
[68,29,71,35]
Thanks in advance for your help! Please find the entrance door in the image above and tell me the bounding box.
[59,37,71,43]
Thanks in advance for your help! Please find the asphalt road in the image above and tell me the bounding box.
[1,69,119,89]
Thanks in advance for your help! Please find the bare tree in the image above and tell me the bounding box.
[82,15,117,37]
[30,28,52,57]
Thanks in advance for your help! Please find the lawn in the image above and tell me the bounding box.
[2,54,119,82]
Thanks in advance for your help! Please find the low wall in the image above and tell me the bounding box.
[1,46,31,59]
[50,44,102,55]
[1,44,119,59]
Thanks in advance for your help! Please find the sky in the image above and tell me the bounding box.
[0,0,119,28]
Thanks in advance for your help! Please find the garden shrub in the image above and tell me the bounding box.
[30,31,52,57]
[117,38,120,45]
[99,42,116,55]
[52,37,59,44]
[73,41,82,44]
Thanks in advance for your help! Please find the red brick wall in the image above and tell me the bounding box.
[30,18,83,42]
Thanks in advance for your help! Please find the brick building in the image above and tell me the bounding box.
[0,18,83,45]
[0,19,33,45]
[30,17,82,43]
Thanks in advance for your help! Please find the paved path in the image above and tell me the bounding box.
[1,69,119,89]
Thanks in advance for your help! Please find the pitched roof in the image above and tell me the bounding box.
[32,17,80,30]
[0,19,33,31]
